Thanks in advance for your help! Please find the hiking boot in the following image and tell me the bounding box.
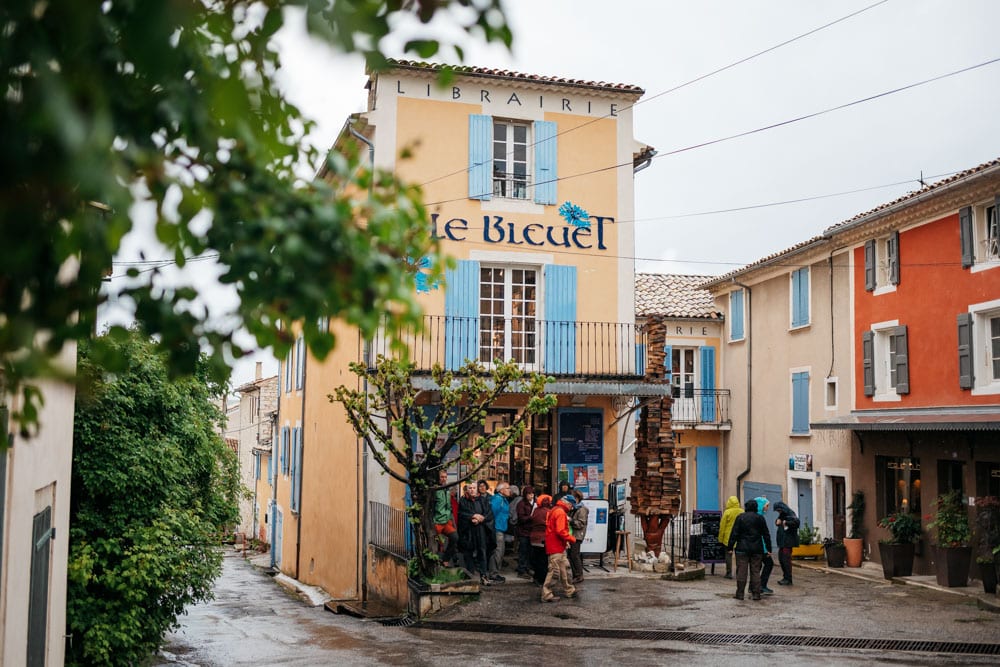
[480,576,492,586]
[778,579,792,585]
[752,594,761,600]
[541,596,560,603]
[491,574,506,583]
[571,576,584,584]
[733,594,744,600]
[761,587,774,595]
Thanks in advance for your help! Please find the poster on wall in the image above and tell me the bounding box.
[558,409,604,498]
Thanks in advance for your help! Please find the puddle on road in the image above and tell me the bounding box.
[300,618,366,652]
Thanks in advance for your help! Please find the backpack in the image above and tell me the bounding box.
[508,496,522,527]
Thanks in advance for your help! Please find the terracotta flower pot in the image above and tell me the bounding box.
[843,537,864,567]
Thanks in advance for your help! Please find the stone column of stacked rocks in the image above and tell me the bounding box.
[628,316,682,555]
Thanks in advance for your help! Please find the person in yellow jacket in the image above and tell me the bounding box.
[717,496,743,580]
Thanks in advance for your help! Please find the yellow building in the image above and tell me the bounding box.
[274,61,668,607]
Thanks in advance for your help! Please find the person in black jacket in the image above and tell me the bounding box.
[773,501,800,585]
[727,499,772,600]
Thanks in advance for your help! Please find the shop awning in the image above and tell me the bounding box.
[811,407,1000,431]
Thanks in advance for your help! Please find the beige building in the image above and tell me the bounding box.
[227,364,278,538]
[704,241,854,541]
[0,342,76,666]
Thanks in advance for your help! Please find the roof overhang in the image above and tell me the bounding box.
[411,376,672,397]
[811,407,1000,432]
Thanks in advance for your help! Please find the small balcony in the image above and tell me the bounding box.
[363,315,648,380]
[669,388,732,429]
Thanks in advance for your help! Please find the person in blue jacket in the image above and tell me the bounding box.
[488,482,512,583]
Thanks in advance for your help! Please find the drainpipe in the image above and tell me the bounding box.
[347,120,375,607]
[732,281,753,501]
[270,408,279,570]
[294,349,307,580]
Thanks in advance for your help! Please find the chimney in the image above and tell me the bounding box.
[255,361,262,380]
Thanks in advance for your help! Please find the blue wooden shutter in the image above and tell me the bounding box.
[700,346,716,422]
[469,115,492,200]
[267,450,274,486]
[957,312,974,389]
[255,453,261,481]
[730,290,744,340]
[281,426,289,474]
[635,343,646,376]
[792,268,809,327]
[534,120,557,205]
[663,344,673,382]
[792,371,809,433]
[544,264,577,373]
[290,428,302,512]
[445,260,480,370]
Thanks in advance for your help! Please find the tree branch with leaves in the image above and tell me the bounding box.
[332,356,555,580]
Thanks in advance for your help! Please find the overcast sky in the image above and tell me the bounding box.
[114,1,1000,388]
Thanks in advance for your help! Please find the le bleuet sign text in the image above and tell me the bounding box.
[431,213,613,250]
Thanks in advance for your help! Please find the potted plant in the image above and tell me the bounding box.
[823,537,847,568]
[844,490,865,567]
[974,496,1000,593]
[928,490,972,587]
[876,511,921,578]
[792,524,823,558]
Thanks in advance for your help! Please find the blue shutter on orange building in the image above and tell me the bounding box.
[445,260,480,370]
[544,264,576,374]
[533,120,557,205]
[468,115,492,200]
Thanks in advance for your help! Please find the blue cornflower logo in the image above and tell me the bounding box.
[558,201,591,229]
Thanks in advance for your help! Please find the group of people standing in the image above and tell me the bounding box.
[434,474,590,603]
[718,495,801,600]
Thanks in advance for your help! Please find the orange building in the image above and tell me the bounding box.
[271,61,666,609]
[814,158,1000,574]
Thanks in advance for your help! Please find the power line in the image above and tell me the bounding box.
[417,0,892,190]
[423,55,1000,208]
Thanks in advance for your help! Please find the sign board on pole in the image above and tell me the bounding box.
[580,499,609,555]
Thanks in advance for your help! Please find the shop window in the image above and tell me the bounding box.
[876,455,921,517]
[975,461,1000,497]
[937,459,965,497]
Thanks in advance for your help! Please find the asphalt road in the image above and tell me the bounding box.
[154,551,1000,666]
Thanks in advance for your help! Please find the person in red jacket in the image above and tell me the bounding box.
[541,495,577,602]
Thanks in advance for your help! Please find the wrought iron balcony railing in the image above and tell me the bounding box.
[669,388,732,427]
[363,315,648,379]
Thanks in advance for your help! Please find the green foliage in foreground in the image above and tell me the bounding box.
[66,331,240,666]
[0,0,512,441]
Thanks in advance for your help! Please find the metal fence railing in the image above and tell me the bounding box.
[633,512,691,570]
[369,501,412,560]
[669,389,732,427]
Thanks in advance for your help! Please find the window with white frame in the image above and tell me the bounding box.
[479,266,538,365]
[960,198,1000,269]
[959,301,1000,394]
[864,232,899,291]
[824,377,838,409]
[493,120,530,200]
[790,267,810,328]
[862,322,909,399]
[294,336,305,390]
[284,348,292,394]
[729,289,745,341]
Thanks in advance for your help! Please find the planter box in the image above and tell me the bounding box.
[934,546,972,588]
[878,542,915,579]
[824,544,847,568]
[407,569,480,618]
[791,544,824,559]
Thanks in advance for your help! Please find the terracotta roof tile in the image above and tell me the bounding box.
[385,59,644,94]
[635,273,723,319]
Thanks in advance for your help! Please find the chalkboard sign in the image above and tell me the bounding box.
[558,410,603,464]
[691,510,725,564]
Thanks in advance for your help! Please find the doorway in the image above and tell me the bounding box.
[829,476,847,540]
[795,478,814,531]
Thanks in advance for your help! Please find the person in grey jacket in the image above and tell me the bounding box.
[727,499,772,600]
[567,489,589,583]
